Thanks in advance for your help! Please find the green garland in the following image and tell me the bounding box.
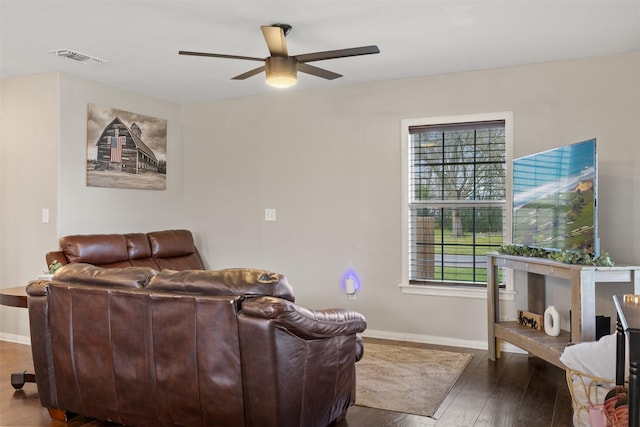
[497,245,614,267]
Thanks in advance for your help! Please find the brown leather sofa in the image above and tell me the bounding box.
[45,229,205,271]
[29,231,366,427]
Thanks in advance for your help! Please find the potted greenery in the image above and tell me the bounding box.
[497,244,614,267]
[38,260,64,280]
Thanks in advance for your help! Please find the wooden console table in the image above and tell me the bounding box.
[487,253,640,369]
[0,285,36,389]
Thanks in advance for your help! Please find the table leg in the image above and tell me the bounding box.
[616,316,626,387]
[10,371,36,390]
[629,329,640,427]
[579,270,596,342]
[487,258,498,361]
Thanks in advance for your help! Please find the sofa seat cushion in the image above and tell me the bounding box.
[147,269,295,301]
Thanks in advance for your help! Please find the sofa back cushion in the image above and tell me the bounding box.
[147,268,295,301]
[47,229,205,271]
[59,234,131,268]
[147,229,205,270]
[124,233,158,268]
[53,263,157,289]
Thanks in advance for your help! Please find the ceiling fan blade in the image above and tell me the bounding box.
[179,50,264,62]
[231,65,266,80]
[261,26,288,57]
[294,45,380,63]
[297,63,342,80]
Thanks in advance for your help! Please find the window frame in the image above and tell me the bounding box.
[399,112,515,299]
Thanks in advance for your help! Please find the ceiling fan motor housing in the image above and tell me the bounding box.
[265,56,298,88]
[272,23,292,36]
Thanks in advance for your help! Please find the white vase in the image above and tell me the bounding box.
[544,306,561,336]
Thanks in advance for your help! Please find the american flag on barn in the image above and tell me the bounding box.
[94,117,158,174]
[110,136,125,162]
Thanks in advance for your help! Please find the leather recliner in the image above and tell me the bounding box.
[27,263,366,427]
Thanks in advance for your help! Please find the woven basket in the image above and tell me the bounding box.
[565,368,627,427]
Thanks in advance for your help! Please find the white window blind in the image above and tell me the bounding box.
[408,120,506,285]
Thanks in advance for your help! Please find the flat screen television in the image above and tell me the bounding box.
[512,138,598,254]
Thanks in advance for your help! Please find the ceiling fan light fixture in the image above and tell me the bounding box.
[265,56,297,88]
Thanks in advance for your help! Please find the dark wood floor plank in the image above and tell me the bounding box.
[491,354,537,403]
[516,359,568,426]
[0,339,573,427]
[473,396,523,427]
[344,406,436,427]
[432,390,487,426]
[552,383,574,427]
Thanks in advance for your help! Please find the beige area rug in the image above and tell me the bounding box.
[356,342,473,417]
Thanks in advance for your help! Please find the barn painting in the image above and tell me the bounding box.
[86,104,167,190]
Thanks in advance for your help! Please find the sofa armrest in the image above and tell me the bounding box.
[25,279,58,410]
[26,280,49,297]
[238,296,366,426]
[45,251,68,269]
[240,296,366,340]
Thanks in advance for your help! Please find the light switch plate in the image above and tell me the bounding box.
[264,209,276,221]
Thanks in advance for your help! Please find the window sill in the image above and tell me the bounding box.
[398,283,516,300]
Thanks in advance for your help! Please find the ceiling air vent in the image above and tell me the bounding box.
[49,49,107,64]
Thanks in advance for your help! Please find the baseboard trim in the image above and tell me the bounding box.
[361,329,527,354]
[500,342,528,354]
[0,332,30,345]
[1,330,526,355]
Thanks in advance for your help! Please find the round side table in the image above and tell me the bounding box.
[0,286,35,389]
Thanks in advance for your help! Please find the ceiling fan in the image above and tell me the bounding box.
[179,23,380,88]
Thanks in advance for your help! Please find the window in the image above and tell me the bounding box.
[401,113,512,289]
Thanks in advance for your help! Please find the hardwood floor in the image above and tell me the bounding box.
[0,338,573,426]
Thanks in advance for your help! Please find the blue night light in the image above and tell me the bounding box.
[341,268,361,294]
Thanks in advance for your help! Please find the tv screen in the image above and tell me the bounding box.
[512,138,598,254]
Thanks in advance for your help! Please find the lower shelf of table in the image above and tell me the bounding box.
[493,321,571,369]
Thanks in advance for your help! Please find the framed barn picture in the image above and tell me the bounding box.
[86,104,167,190]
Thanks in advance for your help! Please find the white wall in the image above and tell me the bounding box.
[57,73,184,235]
[0,74,59,342]
[0,72,184,342]
[181,52,640,347]
[1,53,638,347]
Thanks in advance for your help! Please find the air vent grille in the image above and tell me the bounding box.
[49,49,107,64]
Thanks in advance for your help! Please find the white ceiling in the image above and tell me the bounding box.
[1,1,639,103]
